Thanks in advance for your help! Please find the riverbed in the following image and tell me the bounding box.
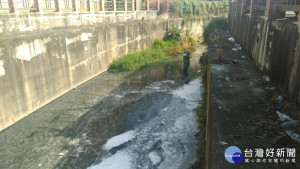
[0,46,206,169]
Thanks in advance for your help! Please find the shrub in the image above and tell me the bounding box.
[164,25,181,41]
[154,39,179,50]
[165,45,182,55]
[153,39,166,49]
[182,35,197,53]
[203,17,227,44]
[165,39,178,47]
[165,35,196,55]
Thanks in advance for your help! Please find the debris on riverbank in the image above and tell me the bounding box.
[204,29,300,169]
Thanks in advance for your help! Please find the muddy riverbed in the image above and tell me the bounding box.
[0,46,206,169]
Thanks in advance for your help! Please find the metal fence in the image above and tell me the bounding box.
[61,0,73,11]
[106,0,113,11]
[42,0,55,9]
[0,0,159,13]
[16,0,34,9]
[93,0,100,11]
[77,0,87,11]
[116,0,124,11]
[149,2,156,10]
[140,0,146,10]
[127,0,132,11]
[0,0,9,9]
[41,0,56,12]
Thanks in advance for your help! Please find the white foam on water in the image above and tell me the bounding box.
[162,107,168,111]
[90,78,201,169]
[148,151,161,165]
[103,130,135,150]
[88,151,132,169]
[113,94,124,100]
[173,78,201,101]
[146,83,162,90]
[109,93,125,100]
[174,115,190,130]
[161,80,175,85]
[82,133,87,139]
[186,102,198,110]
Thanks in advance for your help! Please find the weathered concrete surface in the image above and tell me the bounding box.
[205,31,299,169]
[0,13,205,131]
[228,14,300,106]
[0,11,161,34]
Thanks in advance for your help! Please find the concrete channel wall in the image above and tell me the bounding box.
[0,11,205,131]
[229,14,300,106]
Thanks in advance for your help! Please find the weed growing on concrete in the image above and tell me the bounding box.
[194,52,208,168]
[203,17,227,44]
[109,30,197,72]
[164,25,182,41]
[211,30,224,59]
[165,35,196,55]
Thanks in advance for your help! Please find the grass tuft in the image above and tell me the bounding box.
[109,29,197,72]
[109,48,170,72]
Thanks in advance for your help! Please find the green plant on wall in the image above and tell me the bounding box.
[164,25,182,41]
[170,0,229,18]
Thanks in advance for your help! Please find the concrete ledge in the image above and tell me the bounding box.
[0,11,164,34]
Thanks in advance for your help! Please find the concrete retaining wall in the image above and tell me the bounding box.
[0,12,205,131]
[0,11,160,34]
[229,14,300,105]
